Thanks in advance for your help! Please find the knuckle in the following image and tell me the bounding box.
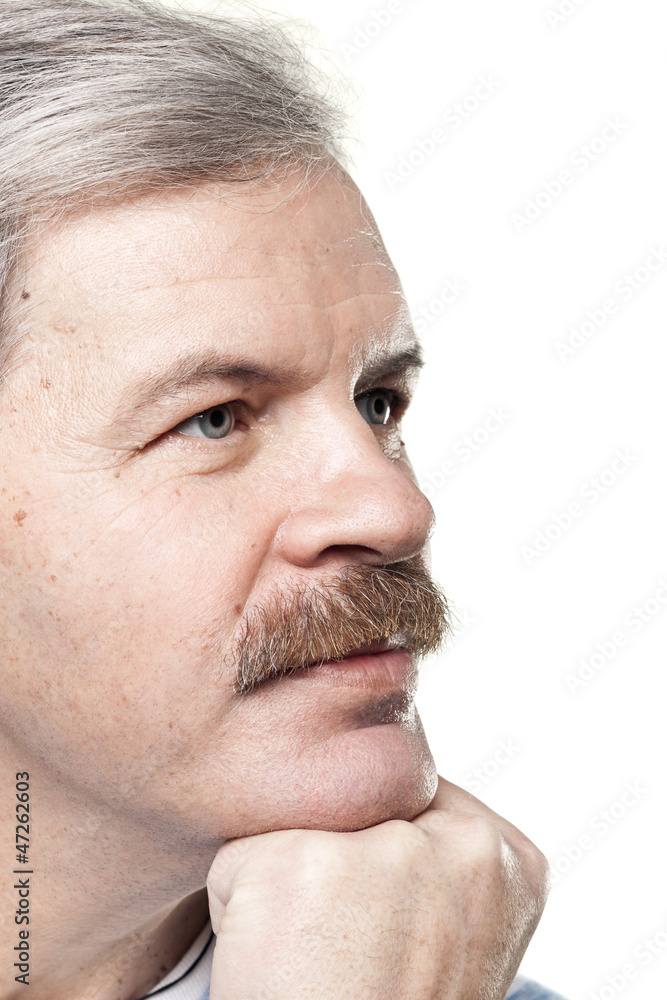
[523,843,552,906]
[505,829,552,899]
[383,817,430,848]
[283,830,350,889]
[449,812,504,863]
[500,838,552,922]
[372,819,431,870]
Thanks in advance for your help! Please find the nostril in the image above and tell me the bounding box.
[314,544,383,566]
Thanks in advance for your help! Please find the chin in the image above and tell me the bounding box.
[305,720,439,832]
[228,716,439,838]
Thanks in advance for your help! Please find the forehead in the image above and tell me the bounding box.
[20,167,411,384]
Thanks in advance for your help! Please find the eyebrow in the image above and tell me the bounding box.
[114,341,425,423]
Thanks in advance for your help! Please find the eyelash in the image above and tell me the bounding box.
[354,385,408,413]
[162,387,409,447]
[369,388,409,419]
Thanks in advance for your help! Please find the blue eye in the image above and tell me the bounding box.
[355,389,394,426]
[174,404,235,439]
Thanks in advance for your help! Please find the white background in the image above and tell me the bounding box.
[180,2,667,997]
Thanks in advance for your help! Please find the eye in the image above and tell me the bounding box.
[355,389,396,426]
[173,403,235,439]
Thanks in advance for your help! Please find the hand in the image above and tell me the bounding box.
[206,775,550,1000]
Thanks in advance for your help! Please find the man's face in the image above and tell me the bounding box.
[0,166,439,856]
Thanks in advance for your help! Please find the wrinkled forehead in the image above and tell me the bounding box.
[23,169,393,303]
[16,168,410,382]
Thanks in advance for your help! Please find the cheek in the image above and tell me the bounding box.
[0,479,271,756]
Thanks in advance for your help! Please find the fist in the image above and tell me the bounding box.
[206,776,550,1000]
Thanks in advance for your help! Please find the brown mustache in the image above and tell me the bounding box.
[232,560,453,695]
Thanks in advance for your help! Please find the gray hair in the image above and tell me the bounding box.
[0,0,352,385]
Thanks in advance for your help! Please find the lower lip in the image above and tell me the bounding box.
[288,648,417,693]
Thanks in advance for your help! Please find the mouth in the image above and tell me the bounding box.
[320,638,401,665]
[236,637,417,698]
[290,639,417,698]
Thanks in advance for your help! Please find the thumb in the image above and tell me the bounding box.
[205,828,306,932]
[206,837,253,932]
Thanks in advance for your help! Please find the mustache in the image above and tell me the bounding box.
[231,559,453,695]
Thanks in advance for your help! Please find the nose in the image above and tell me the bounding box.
[273,417,435,570]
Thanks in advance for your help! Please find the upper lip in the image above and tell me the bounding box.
[335,639,399,661]
[300,639,404,671]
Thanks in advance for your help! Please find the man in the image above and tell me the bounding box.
[0,2,565,998]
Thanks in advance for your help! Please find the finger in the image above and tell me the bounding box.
[419,774,507,818]
[206,828,307,922]
[414,776,550,895]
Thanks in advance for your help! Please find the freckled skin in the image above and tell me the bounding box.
[0,164,436,999]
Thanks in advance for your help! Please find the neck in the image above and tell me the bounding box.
[0,758,214,1000]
